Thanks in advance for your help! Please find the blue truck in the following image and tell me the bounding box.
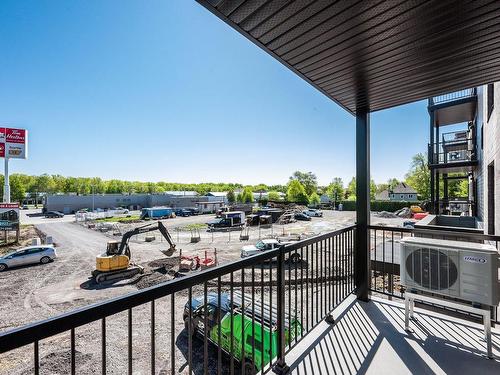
[140,207,174,220]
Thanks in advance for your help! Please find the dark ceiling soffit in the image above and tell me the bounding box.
[196,0,356,115]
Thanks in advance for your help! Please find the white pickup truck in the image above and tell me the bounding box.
[241,239,301,262]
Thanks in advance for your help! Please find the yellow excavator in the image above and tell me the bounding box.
[92,221,176,283]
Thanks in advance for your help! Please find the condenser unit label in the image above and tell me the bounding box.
[463,255,487,264]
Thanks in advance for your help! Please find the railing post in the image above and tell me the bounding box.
[355,108,370,302]
[273,245,289,374]
[429,99,436,214]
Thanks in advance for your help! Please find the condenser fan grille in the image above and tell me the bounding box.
[405,248,458,290]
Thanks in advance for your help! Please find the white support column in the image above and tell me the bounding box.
[3,157,10,203]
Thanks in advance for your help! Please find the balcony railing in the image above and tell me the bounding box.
[430,88,477,105]
[0,225,355,374]
[369,225,500,323]
[428,138,476,165]
[439,198,473,216]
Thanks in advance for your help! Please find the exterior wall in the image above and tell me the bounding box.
[389,193,418,202]
[207,195,228,204]
[147,195,206,208]
[474,86,485,222]
[195,201,224,213]
[45,194,150,213]
[45,194,211,213]
[481,82,500,235]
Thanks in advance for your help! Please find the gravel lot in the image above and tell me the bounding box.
[0,210,405,374]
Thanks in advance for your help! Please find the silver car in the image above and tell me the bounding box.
[0,245,57,271]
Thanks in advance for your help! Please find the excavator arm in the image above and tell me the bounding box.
[108,222,177,257]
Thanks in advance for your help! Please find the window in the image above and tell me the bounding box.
[487,83,494,120]
[481,124,484,150]
[13,250,28,257]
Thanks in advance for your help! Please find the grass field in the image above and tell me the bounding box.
[95,215,141,223]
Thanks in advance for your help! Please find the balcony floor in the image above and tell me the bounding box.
[284,295,500,374]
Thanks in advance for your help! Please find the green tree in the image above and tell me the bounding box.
[289,171,318,196]
[309,192,321,206]
[405,153,430,199]
[387,178,400,190]
[346,177,356,200]
[345,177,376,200]
[287,180,309,204]
[376,183,389,194]
[238,187,253,203]
[227,190,236,204]
[370,180,377,200]
[9,174,26,203]
[268,191,282,201]
[326,178,344,203]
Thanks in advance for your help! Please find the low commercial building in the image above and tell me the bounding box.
[44,193,211,214]
[206,192,229,204]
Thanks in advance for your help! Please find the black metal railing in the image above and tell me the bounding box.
[439,198,473,216]
[430,88,477,105]
[369,225,500,323]
[428,138,476,165]
[0,225,356,375]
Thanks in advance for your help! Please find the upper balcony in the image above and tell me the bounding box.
[428,130,478,172]
[429,88,478,127]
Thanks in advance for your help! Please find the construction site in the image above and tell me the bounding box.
[1,206,407,374]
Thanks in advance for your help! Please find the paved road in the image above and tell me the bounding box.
[20,208,76,225]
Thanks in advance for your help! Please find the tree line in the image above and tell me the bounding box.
[6,153,463,205]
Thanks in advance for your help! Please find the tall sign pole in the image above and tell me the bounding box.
[3,157,10,203]
[0,128,28,204]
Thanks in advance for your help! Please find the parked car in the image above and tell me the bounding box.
[21,205,29,210]
[294,212,311,221]
[241,239,300,262]
[185,208,200,216]
[45,211,64,218]
[175,208,191,217]
[207,211,245,230]
[0,245,57,271]
[241,239,280,257]
[303,209,323,217]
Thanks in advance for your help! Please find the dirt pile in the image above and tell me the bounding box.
[135,256,180,289]
[394,207,412,218]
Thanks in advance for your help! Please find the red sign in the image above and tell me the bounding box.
[6,128,26,144]
[0,127,28,159]
[0,203,19,209]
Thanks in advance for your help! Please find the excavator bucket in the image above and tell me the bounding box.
[161,246,176,257]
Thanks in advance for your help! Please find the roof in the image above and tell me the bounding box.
[206,192,228,197]
[375,190,390,201]
[392,182,416,194]
[197,0,500,114]
[164,191,199,196]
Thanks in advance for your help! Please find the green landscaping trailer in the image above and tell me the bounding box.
[184,291,302,373]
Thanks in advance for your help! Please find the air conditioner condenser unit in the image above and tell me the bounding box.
[400,237,500,306]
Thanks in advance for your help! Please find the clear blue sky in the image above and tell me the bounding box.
[0,0,429,187]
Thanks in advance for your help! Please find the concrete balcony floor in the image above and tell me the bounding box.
[284,295,500,374]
